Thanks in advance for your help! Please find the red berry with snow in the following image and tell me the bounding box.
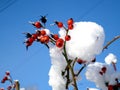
[56,38,64,48]
[65,35,71,41]
[67,18,74,25]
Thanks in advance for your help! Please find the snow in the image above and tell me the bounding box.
[48,21,120,90]
[20,88,25,90]
[105,53,117,64]
[48,47,67,90]
[85,61,120,90]
[65,22,105,62]
[87,88,100,90]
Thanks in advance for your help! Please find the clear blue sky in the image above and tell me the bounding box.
[0,0,120,90]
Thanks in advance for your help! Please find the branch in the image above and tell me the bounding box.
[103,35,120,51]
[63,29,78,90]
[15,80,20,90]
[75,64,86,76]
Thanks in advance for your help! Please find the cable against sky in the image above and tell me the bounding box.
[80,0,105,19]
[0,0,18,13]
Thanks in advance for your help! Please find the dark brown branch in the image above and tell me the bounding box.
[76,64,86,76]
[103,35,120,51]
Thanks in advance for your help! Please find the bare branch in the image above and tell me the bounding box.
[76,64,86,76]
[103,35,120,51]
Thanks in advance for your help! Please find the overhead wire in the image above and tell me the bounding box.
[80,0,105,19]
[0,0,18,13]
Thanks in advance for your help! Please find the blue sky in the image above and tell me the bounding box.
[0,0,120,90]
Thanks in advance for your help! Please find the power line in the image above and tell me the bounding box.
[0,0,18,13]
[80,0,105,19]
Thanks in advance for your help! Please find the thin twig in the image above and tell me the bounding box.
[72,58,77,68]
[76,64,86,76]
[103,35,120,51]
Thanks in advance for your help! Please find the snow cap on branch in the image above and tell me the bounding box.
[85,61,120,90]
[105,53,117,64]
[87,88,100,90]
[60,22,105,62]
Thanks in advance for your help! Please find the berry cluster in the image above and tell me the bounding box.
[23,18,74,50]
[1,71,16,90]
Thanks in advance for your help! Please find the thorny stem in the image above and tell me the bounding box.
[103,35,120,51]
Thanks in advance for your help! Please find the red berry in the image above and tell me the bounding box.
[7,86,12,90]
[0,88,4,90]
[39,36,49,44]
[25,38,34,46]
[1,79,5,83]
[26,41,32,47]
[34,22,42,28]
[40,30,46,36]
[55,21,63,28]
[56,38,64,48]
[65,35,71,41]
[32,34,38,40]
[77,59,82,64]
[25,38,34,49]
[77,59,86,64]
[52,34,59,40]
[68,24,74,30]
[4,76,8,80]
[101,66,107,73]
[36,30,41,36]
[1,75,8,83]
[6,71,10,76]
[28,37,34,43]
[67,18,74,25]
[108,85,113,90]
